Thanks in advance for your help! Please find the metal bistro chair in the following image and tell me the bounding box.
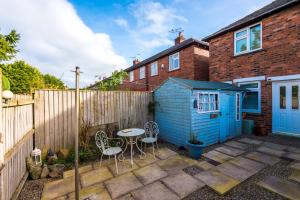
[95,130,123,174]
[141,121,159,156]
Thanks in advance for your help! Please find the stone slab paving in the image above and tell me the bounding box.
[284,152,300,161]
[203,150,233,163]
[245,151,281,165]
[161,170,205,199]
[229,156,266,174]
[263,142,300,154]
[108,160,139,176]
[104,172,143,199]
[133,164,168,185]
[181,155,199,166]
[289,170,300,184]
[224,141,249,150]
[156,147,178,160]
[194,169,240,195]
[131,181,180,200]
[215,162,254,182]
[238,138,263,145]
[157,155,191,174]
[196,161,214,171]
[257,176,300,200]
[80,166,113,188]
[42,176,75,200]
[68,183,111,200]
[257,146,286,157]
[290,162,300,171]
[115,194,135,200]
[134,153,157,167]
[215,146,245,157]
[63,164,93,178]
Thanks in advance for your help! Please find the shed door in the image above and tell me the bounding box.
[220,93,235,142]
[272,81,300,136]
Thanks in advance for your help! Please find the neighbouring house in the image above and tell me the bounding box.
[154,77,245,147]
[203,0,300,136]
[119,32,209,91]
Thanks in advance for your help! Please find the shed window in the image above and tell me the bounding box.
[197,92,219,113]
[169,52,180,71]
[238,81,261,113]
[236,93,241,121]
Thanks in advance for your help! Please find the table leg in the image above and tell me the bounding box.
[135,137,146,158]
[118,137,128,161]
[130,137,134,167]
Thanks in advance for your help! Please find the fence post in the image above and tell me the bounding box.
[0,69,4,200]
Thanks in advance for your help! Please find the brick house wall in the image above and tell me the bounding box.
[120,44,209,91]
[208,4,300,135]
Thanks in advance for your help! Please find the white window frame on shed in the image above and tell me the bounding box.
[197,92,220,113]
[139,66,145,79]
[169,52,180,71]
[129,71,134,82]
[150,61,158,76]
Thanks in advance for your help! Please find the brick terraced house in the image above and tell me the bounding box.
[119,33,209,91]
[203,0,300,136]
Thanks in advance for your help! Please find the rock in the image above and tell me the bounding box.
[41,147,49,161]
[48,149,55,157]
[48,164,65,177]
[58,149,70,159]
[26,157,33,171]
[41,164,50,178]
[47,154,58,165]
[30,165,42,180]
[49,170,60,178]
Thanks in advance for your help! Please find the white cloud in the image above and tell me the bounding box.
[114,18,129,29]
[0,0,127,87]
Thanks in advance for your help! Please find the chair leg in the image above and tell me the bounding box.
[152,143,155,158]
[100,154,103,167]
[114,154,119,174]
[156,141,159,150]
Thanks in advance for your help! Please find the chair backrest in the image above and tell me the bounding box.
[144,121,159,138]
[95,131,109,153]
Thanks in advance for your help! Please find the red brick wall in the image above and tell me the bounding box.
[120,44,209,91]
[208,4,300,135]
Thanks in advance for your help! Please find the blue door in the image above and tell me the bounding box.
[272,81,300,136]
[220,93,235,142]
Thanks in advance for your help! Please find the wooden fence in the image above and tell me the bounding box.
[34,90,153,151]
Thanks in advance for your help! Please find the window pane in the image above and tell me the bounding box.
[236,38,247,53]
[209,94,215,110]
[240,83,259,89]
[250,24,261,50]
[280,86,286,109]
[243,91,258,110]
[151,62,158,76]
[292,85,299,109]
[215,94,219,110]
[236,30,247,38]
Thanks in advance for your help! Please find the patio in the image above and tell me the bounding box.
[40,136,300,200]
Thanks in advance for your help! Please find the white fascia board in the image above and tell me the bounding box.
[267,74,300,81]
[233,76,265,83]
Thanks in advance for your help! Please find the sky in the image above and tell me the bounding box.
[0,0,274,87]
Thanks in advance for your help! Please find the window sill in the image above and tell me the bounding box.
[150,74,158,77]
[169,67,181,72]
[139,78,145,80]
[233,48,264,58]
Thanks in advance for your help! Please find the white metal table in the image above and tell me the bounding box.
[117,128,146,167]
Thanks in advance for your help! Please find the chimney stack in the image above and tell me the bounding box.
[175,31,185,45]
[133,58,140,65]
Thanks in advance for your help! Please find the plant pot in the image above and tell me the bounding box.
[185,141,205,159]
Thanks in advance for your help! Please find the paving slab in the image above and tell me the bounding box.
[288,147,300,154]
[133,164,168,185]
[80,166,113,187]
[115,194,135,200]
[107,160,139,176]
[215,146,245,157]
[289,170,300,184]
[42,176,75,200]
[156,148,178,160]
[104,172,143,199]
[257,146,285,157]
[283,152,300,161]
[68,183,111,200]
[224,141,248,150]
[63,164,93,178]
[132,181,180,200]
[263,142,300,154]
[196,161,215,171]
[290,162,300,171]
[53,196,67,200]
[157,155,190,174]
[134,153,157,167]
[215,162,254,182]
[203,150,233,163]
[161,170,205,198]
[229,156,266,174]
[257,176,300,200]
[245,152,281,165]
[181,156,199,166]
[238,138,263,145]
[195,169,240,195]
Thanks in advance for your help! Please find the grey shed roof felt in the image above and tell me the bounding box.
[168,77,246,91]
[203,0,299,41]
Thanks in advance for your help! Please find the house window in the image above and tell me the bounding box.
[236,93,241,121]
[239,81,261,113]
[169,52,180,71]
[139,66,145,79]
[234,23,262,55]
[129,71,134,82]
[197,92,219,113]
[151,62,158,76]
[292,85,299,109]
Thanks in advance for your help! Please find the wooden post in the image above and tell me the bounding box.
[74,67,80,200]
[0,69,4,200]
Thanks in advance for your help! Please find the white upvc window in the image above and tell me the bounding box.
[234,22,262,55]
[169,52,180,71]
[129,71,134,82]
[236,93,241,121]
[238,81,261,113]
[197,92,220,113]
[150,61,158,76]
[139,66,145,79]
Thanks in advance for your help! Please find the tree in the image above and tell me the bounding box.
[43,73,66,89]
[97,70,127,91]
[0,29,20,62]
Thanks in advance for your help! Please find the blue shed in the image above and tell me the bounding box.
[154,77,245,147]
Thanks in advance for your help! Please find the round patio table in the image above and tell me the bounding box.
[117,128,146,167]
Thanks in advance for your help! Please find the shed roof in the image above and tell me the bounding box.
[203,0,299,41]
[166,77,245,91]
